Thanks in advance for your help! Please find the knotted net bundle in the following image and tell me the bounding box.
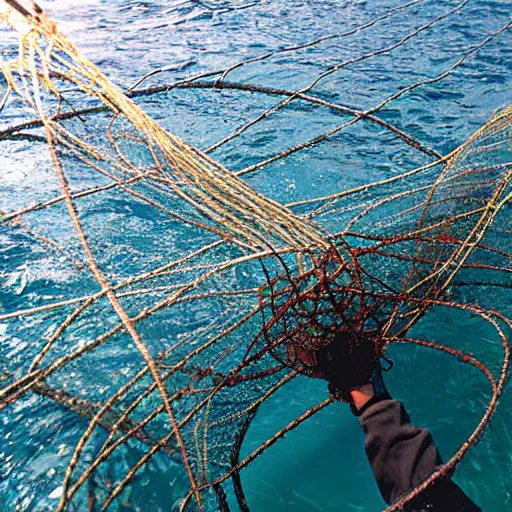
[0,1,510,511]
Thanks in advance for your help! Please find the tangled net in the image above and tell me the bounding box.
[0,1,510,510]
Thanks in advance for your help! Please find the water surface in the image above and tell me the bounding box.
[0,1,511,511]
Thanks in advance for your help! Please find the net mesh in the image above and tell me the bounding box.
[0,1,510,511]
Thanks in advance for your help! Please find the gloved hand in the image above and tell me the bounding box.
[313,331,391,413]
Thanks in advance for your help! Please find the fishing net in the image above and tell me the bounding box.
[0,1,510,511]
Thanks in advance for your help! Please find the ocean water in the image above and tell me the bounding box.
[0,1,511,511]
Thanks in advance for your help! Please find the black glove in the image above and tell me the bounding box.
[315,331,378,391]
[314,331,391,414]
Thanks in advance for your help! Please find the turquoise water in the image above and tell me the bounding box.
[0,1,511,511]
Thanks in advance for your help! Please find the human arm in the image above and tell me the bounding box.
[312,332,481,511]
[350,384,482,511]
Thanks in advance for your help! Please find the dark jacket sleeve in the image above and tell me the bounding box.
[359,399,481,511]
